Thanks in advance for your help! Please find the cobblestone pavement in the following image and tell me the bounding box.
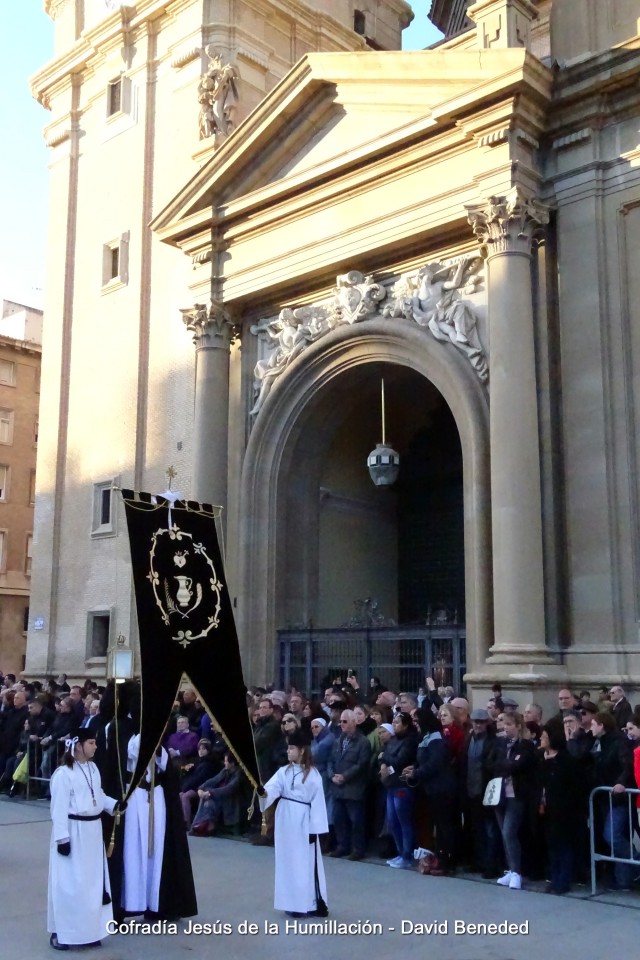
[2,796,638,960]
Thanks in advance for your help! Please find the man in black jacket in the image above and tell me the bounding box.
[327,709,372,860]
[609,686,633,730]
[459,708,501,877]
[251,698,283,845]
[0,690,28,784]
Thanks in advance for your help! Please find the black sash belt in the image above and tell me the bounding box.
[69,813,102,821]
[281,796,311,807]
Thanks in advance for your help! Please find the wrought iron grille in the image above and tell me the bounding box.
[277,623,466,697]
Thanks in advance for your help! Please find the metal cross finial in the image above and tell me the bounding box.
[166,466,177,489]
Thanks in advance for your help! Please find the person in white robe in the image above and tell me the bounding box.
[48,730,120,950]
[260,729,328,916]
[122,733,167,914]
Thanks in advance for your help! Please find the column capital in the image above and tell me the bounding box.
[180,300,238,348]
[466,187,550,257]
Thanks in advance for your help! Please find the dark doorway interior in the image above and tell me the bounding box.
[397,399,464,623]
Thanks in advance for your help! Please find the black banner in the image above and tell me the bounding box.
[121,490,260,795]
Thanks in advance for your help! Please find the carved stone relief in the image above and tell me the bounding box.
[249,259,488,416]
[197,47,239,144]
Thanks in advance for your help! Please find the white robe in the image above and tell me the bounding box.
[122,734,168,913]
[48,762,117,945]
[260,764,328,914]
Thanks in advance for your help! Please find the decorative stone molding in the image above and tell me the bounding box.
[45,125,72,148]
[516,129,539,150]
[478,127,509,148]
[476,127,538,150]
[249,258,488,416]
[198,47,239,144]
[191,250,212,266]
[180,300,236,348]
[552,128,592,151]
[468,0,538,50]
[466,188,550,257]
[171,47,201,70]
[236,48,270,72]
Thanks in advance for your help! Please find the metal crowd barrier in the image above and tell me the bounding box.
[589,785,640,895]
[24,737,65,800]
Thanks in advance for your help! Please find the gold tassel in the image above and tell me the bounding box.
[106,812,119,858]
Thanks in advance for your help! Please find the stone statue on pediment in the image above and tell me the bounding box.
[198,48,238,142]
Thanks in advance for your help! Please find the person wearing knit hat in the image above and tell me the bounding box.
[47,730,124,950]
[259,727,329,917]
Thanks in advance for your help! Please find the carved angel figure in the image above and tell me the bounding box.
[412,257,488,382]
[198,49,238,141]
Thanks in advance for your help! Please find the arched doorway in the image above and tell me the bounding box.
[238,319,491,686]
[280,363,467,694]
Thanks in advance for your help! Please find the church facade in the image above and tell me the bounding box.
[26,0,640,709]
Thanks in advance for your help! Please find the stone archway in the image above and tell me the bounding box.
[238,318,492,684]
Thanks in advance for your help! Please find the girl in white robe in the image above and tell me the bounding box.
[122,734,168,914]
[260,731,329,916]
[48,731,120,949]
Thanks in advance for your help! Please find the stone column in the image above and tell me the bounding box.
[466,188,553,663]
[181,300,235,510]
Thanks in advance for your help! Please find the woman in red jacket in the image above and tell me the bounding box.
[438,703,465,758]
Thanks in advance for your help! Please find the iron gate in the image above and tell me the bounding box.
[277,622,466,697]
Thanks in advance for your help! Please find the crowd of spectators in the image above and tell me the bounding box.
[243,676,640,895]
[2,667,640,895]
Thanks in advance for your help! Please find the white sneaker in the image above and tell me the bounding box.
[496,871,513,886]
[387,856,404,867]
[509,873,522,889]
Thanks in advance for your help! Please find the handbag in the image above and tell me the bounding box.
[482,776,503,807]
[12,754,29,785]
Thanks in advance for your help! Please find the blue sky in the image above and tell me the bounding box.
[0,2,440,311]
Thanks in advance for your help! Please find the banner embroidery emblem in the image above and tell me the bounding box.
[147,522,223,646]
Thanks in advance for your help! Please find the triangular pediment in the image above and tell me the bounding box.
[153,48,547,245]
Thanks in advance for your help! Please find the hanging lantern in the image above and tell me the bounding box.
[367,377,400,487]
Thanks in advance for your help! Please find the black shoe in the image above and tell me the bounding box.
[307,909,330,917]
[285,912,305,918]
[50,934,69,951]
[328,849,345,858]
[347,852,364,861]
